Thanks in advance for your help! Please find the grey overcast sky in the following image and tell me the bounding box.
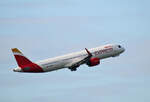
[0,0,150,102]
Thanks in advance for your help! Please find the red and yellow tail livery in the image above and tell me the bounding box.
[12,48,43,72]
[12,48,33,67]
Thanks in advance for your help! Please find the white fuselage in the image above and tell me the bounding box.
[35,44,125,72]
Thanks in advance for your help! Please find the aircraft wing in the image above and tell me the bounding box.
[66,48,92,70]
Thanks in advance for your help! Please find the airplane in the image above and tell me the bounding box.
[12,44,125,73]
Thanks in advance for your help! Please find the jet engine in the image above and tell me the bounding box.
[86,58,100,67]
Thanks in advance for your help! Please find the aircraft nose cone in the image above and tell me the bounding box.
[122,47,125,53]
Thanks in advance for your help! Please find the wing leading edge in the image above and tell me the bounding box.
[68,48,93,71]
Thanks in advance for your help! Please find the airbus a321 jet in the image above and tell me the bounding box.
[12,44,125,73]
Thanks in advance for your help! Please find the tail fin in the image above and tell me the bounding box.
[11,48,33,67]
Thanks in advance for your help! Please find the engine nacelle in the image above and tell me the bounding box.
[86,57,100,67]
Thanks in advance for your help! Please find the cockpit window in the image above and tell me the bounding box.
[118,45,121,48]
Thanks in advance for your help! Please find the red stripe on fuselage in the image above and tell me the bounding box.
[21,63,44,73]
[14,55,44,73]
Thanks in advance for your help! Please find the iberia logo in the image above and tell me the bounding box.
[104,45,112,48]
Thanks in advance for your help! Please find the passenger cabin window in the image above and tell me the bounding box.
[118,45,121,48]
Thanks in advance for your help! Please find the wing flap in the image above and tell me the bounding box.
[67,48,93,69]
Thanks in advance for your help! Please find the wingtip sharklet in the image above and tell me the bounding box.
[85,48,92,56]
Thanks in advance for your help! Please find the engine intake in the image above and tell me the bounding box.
[86,57,100,67]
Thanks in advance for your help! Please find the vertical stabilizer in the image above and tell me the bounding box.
[11,48,33,67]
